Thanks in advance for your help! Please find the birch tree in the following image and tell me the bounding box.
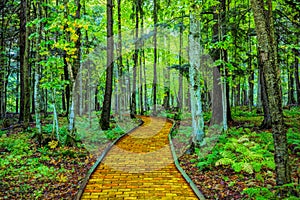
[34,0,42,134]
[188,10,205,148]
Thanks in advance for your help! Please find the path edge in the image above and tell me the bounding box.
[167,118,206,200]
[74,118,144,200]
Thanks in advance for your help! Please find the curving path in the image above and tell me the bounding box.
[80,116,199,199]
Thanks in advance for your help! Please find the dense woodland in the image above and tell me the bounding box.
[0,0,299,199]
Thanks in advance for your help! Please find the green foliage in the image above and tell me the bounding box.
[195,127,276,175]
[0,129,89,198]
[242,187,274,199]
[215,132,275,174]
[287,128,300,155]
[0,130,6,137]
[104,126,125,140]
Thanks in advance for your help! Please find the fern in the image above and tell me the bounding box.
[262,159,276,170]
[220,150,236,160]
[215,158,234,166]
[252,162,263,172]
[236,145,249,154]
[231,162,254,174]
[238,135,250,143]
[242,187,274,199]
[242,162,254,174]
[232,162,243,173]
[224,142,236,151]
[197,161,210,170]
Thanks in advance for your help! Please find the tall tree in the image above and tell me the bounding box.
[0,0,5,118]
[130,0,140,118]
[152,0,158,114]
[68,0,81,134]
[189,8,205,149]
[210,1,224,126]
[251,0,291,187]
[178,12,184,110]
[116,0,123,116]
[163,35,170,111]
[294,49,300,105]
[19,0,30,129]
[34,0,42,134]
[100,0,114,130]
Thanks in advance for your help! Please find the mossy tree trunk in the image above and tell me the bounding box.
[251,0,291,187]
[189,11,205,148]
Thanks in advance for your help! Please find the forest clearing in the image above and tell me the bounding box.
[0,0,299,199]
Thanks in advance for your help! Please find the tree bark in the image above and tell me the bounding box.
[210,7,223,126]
[100,0,114,130]
[116,0,123,116]
[294,50,300,105]
[259,51,272,128]
[189,11,205,148]
[68,0,81,133]
[178,14,183,110]
[163,36,170,111]
[251,0,291,187]
[288,63,296,106]
[19,0,30,129]
[130,0,139,118]
[152,0,158,115]
[19,0,26,122]
[0,3,5,119]
[34,0,42,134]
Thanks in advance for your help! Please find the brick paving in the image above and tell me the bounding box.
[81,116,198,199]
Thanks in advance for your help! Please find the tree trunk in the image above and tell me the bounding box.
[295,50,300,105]
[259,53,272,128]
[251,0,291,187]
[211,0,230,127]
[163,35,170,111]
[34,0,42,134]
[68,0,81,133]
[130,0,139,118]
[211,67,223,125]
[235,80,241,106]
[19,0,26,122]
[288,59,296,105]
[189,12,205,148]
[20,0,31,129]
[0,1,6,119]
[152,0,158,115]
[210,8,223,126]
[248,68,254,108]
[139,49,144,115]
[63,52,70,115]
[100,0,114,130]
[116,0,123,116]
[178,15,183,110]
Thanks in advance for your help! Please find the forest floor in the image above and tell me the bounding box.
[0,108,299,199]
[0,114,140,199]
[172,107,300,199]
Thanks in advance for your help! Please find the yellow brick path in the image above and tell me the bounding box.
[81,116,198,199]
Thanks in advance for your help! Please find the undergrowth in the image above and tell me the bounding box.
[192,107,300,199]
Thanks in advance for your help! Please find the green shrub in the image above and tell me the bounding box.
[242,187,274,199]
